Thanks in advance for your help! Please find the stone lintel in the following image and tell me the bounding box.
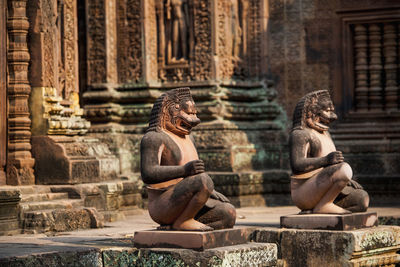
[133,227,255,251]
[280,212,378,230]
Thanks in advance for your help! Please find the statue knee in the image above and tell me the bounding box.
[357,190,370,212]
[223,203,236,228]
[216,202,236,229]
[333,162,352,183]
[192,173,214,195]
[339,162,353,181]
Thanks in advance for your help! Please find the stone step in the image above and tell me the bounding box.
[20,192,70,203]
[16,185,53,195]
[20,199,84,212]
[22,207,104,234]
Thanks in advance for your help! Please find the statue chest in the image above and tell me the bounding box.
[312,130,336,157]
[162,131,199,165]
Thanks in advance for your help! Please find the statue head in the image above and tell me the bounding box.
[292,90,337,132]
[147,87,200,136]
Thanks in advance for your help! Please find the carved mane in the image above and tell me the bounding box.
[292,90,331,131]
[146,87,193,132]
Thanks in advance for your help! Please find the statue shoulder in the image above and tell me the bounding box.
[290,128,312,140]
[141,131,168,147]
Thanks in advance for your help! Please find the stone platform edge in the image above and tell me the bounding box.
[132,226,255,251]
[280,211,378,230]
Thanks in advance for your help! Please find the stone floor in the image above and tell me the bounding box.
[0,205,399,261]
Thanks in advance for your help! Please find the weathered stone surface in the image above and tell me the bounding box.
[0,249,102,267]
[194,121,287,173]
[253,226,400,267]
[22,208,104,234]
[208,171,291,207]
[133,227,255,251]
[31,136,98,184]
[51,181,144,222]
[103,243,277,267]
[280,212,378,230]
[0,189,20,235]
[32,136,121,184]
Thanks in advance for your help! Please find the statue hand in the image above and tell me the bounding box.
[210,190,230,203]
[326,151,344,165]
[183,160,205,176]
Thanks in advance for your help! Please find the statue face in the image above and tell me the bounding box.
[165,99,200,136]
[306,97,337,132]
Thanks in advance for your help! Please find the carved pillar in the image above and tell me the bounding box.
[368,23,383,111]
[398,22,400,110]
[86,0,117,85]
[6,0,35,185]
[62,0,79,101]
[383,23,398,111]
[0,0,6,185]
[398,23,400,110]
[353,24,369,111]
[143,0,158,82]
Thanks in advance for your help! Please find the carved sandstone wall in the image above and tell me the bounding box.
[82,0,289,206]
[267,0,400,204]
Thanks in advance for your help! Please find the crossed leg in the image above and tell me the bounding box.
[291,162,353,214]
[195,198,236,230]
[147,173,214,231]
[334,186,369,212]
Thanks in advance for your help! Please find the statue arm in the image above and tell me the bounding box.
[140,133,187,184]
[289,130,329,174]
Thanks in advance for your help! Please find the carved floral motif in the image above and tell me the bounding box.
[117,0,142,83]
[86,0,107,84]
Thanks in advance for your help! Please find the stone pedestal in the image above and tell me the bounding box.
[253,225,400,267]
[280,212,378,230]
[104,243,277,267]
[0,189,21,235]
[31,136,119,184]
[133,227,254,251]
[131,227,278,266]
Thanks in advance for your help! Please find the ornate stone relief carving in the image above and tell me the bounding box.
[28,0,90,137]
[155,0,212,82]
[86,0,107,84]
[30,87,90,136]
[117,0,143,84]
[60,0,79,100]
[7,0,35,185]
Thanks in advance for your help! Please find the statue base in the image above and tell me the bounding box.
[133,227,254,251]
[280,212,378,230]
[105,242,278,266]
[254,225,400,266]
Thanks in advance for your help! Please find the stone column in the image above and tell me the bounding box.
[7,0,35,185]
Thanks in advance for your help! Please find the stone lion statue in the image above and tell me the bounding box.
[140,87,236,231]
[289,90,369,214]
